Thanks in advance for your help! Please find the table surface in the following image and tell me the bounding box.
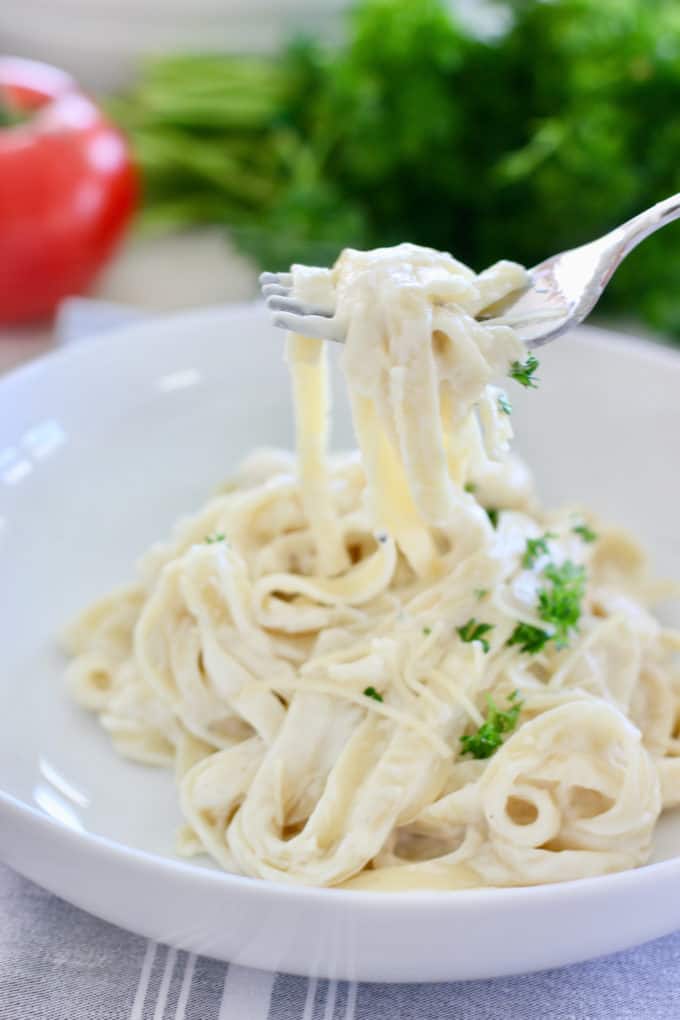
[0,230,258,375]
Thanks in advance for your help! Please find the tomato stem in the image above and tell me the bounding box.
[0,89,27,127]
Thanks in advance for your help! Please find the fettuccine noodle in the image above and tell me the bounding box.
[63,243,680,890]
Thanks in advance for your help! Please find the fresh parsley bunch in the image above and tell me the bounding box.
[115,0,680,339]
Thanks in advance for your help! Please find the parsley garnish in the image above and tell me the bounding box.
[464,481,477,494]
[509,354,540,389]
[507,622,551,654]
[457,618,494,654]
[522,532,555,569]
[538,561,586,648]
[486,507,499,528]
[475,588,489,600]
[573,523,598,543]
[507,560,587,654]
[497,393,513,415]
[363,686,383,702]
[460,691,523,759]
[205,533,226,544]
[423,626,432,636]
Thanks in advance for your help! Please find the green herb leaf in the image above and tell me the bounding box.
[460,691,523,759]
[497,392,513,415]
[464,481,477,494]
[522,532,555,569]
[457,618,494,654]
[507,622,551,654]
[507,560,587,653]
[474,588,489,600]
[423,626,432,636]
[486,508,499,529]
[538,561,587,649]
[205,533,226,544]
[363,686,383,702]
[110,2,680,343]
[573,523,598,543]
[509,355,540,389]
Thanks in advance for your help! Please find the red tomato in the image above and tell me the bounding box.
[0,58,138,324]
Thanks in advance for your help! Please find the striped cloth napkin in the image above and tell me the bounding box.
[2,298,679,1019]
[3,862,680,1019]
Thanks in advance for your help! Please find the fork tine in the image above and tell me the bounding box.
[266,295,334,318]
[482,308,569,348]
[259,271,293,287]
[272,311,345,343]
[261,283,291,298]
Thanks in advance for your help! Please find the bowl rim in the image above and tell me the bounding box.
[3,783,680,912]
[3,301,680,395]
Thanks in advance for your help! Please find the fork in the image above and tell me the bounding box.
[260,193,680,348]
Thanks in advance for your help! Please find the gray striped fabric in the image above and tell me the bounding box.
[2,863,680,1019]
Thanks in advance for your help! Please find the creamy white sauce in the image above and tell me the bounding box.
[63,243,678,890]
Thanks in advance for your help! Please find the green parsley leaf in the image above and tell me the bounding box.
[474,588,489,600]
[538,561,586,649]
[573,523,598,543]
[486,507,499,528]
[507,560,587,653]
[507,622,551,654]
[205,533,226,544]
[509,354,540,389]
[464,481,477,494]
[423,626,432,636]
[363,686,383,703]
[457,618,494,654]
[460,691,523,759]
[522,532,556,569]
[497,393,513,415]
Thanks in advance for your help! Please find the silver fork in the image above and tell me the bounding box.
[260,193,680,348]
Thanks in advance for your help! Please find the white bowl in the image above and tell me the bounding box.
[1,304,680,982]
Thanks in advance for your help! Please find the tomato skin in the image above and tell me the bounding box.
[0,58,138,325]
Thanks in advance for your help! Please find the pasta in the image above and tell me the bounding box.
[63,243,680,890]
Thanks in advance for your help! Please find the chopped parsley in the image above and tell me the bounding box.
[457,618,494,654]
[423,626,432,636]
[460,691,523,759]
[497,392,513,415]
[205,533,226,544]
[522,532,555,569]
[475,588,489,600]
[507,560,586,653]
[464,481,477,494]
[507,622,551,654]
[573,523,598,543]
[538,561,586,648]
[363,686,383,703]
[509,354,540,389]
[486,507,500,528]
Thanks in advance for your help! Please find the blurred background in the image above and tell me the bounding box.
[2,0,680,367]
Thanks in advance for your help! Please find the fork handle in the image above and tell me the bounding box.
[615,193,680,259]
